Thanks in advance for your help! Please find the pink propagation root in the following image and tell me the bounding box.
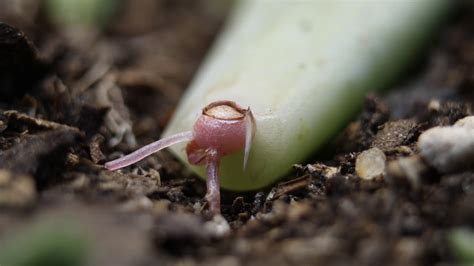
[104,131,194,171]
[104,100,256,215]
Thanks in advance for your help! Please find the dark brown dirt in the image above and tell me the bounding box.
[0,1,473,266]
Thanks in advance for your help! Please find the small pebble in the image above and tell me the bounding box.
[120,196,153,212]
[204,214,231,238]
[418,116,474,173]
[287,201,312,222]
[387,155,428,188]
[0,170,36,208]
[427,99,441,112]
[355,148,386,180]
[0,119,7,132]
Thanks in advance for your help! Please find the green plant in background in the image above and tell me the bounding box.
[0,221,89,266]
[45,0,118,29]
[449,228,474,264]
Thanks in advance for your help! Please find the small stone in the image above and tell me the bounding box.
[120,196,153,212]
[418,117,474,173]
[355,148,386,180]
[204,214,231,238]
[0,170,36,208]
[68,174,90,190]
[287,201,312,222]
[386,155,428,188]
[428,99,441,112]
[0,119,6,132]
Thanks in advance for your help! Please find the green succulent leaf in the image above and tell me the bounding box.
[163,0,451,191]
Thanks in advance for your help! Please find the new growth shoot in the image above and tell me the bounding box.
[105,101,256,215]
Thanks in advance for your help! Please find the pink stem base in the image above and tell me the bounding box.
[205,149,221,215]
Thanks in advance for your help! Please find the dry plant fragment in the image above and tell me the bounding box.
[105,101,255,215]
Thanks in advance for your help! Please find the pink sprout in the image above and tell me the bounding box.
[104,100,256,215]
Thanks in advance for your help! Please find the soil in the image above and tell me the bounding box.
[0,1,473,266]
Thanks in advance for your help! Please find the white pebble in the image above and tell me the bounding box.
[355,148,386,180]
[204,214,230,238]
[418,116,474,173]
